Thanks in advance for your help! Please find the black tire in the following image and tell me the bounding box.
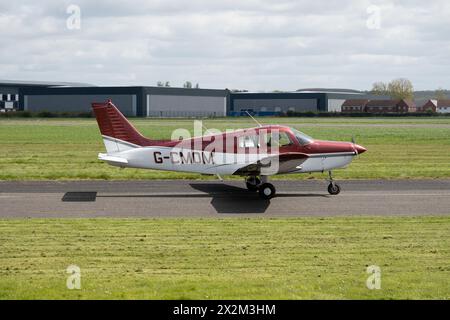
[246,177,261,192]
[259,183,276,199]
[328,183,341,195]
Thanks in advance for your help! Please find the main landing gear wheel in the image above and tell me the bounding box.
[327,170,341,195]
[259,183,276,200]
[327,183,341,195]
[245,176,261,192]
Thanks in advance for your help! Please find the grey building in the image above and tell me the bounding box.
[0,83,21,111]
[144,87,228,117]
[21,86,143,116]
[2,80,388,116]
[16,84,228,117]
[229,89,380,115]
[1,80,92,113]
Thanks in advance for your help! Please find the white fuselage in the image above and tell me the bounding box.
[100,144,356,176]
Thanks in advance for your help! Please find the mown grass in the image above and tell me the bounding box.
[1,118,450,180]
[0,217,448,299]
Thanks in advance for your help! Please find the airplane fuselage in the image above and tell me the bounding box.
[100,140,360,176]
[92,101,367,198]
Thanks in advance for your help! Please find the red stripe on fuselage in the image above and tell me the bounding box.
[119,125,363,156]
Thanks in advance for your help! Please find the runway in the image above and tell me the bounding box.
[1,180,449,217]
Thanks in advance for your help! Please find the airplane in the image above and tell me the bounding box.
[92,100,366,199]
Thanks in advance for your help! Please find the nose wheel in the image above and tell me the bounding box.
[327,183,341,195]
[327,171,341,195]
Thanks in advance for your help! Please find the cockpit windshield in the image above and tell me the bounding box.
[290,128,314,146]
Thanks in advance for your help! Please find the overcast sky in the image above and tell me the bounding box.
[1,0,449,91]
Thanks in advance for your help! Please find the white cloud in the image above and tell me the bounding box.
[0,0,449,90]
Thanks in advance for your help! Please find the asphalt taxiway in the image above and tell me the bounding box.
[1,180,449,217]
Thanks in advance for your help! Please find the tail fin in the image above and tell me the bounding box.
[92,100,148,153]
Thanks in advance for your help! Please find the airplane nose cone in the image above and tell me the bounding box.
[354,144,367,154]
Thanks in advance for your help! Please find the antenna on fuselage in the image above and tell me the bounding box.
[245,111,263,127]
[201,123,210,135]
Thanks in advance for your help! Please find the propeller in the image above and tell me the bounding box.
[351,135,359,158]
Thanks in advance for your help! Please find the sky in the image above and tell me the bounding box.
[1,0,449,91]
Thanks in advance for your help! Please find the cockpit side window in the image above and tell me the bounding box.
[238,135,259,148]
[291,128,313,146]
[265,131,294,147]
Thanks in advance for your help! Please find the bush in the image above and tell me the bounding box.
[0,111,31,118]
[0,110,95,118]
[282,111,446,117]
[77,112,93,118]
[17,111,32,118]
[37,111,56,118]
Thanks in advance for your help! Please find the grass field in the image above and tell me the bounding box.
[0,217,448,299]
[1,117,450,180]
[1,118,448,300]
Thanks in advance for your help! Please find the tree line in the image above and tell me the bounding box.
[155,78,447,100]
[157,81,200,89]
[371,78,448,100]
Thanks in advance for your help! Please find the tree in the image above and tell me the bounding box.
[388,78,414,100]
[371,78,414,100]
[157,81,171,87]
[183,81,193,89]
[435,87,448,100]
[371,81,389,96]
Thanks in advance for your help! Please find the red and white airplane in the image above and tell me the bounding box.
[92,100,366,199]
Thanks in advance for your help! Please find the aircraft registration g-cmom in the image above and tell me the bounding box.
[92,100,366,199]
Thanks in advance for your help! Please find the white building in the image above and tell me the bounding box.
[437,100,450,113]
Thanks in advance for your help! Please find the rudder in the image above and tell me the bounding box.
[92,100,148,153]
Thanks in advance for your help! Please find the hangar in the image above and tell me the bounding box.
[229,89,378,115]
[0,80,92,113]
[19,85,229,117]
[144,87,228,117]
[1,80,383,116]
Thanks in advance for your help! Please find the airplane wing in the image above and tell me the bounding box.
[234,152,309,175]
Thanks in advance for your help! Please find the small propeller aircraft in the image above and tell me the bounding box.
[92,100,366,199]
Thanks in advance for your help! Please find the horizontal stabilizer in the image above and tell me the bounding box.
[98,153,128,165]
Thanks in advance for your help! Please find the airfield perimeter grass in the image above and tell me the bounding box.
[0,217,449,299]
[1,117,450,180]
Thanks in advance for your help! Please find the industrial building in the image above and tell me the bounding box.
[228,89,378,115]
[1,80,399,116]
[1,80,91,113]
[19,85,229,117]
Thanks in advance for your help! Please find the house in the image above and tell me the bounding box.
[365,100,398,113]
[365,99,415,113]
[417,99,437,112]
[399,99,416,113]
[437,100,450,113]
[341,99,369,113]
